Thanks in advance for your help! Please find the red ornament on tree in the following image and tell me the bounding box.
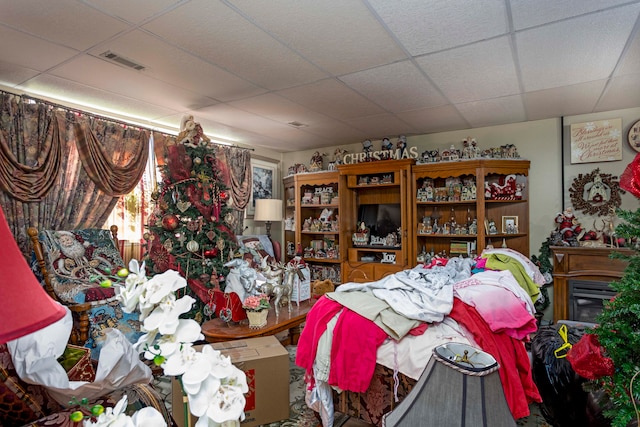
[161,214,179,231]
[204,248,219,258]
[220,190,227,200]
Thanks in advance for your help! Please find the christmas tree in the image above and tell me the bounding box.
[590,208,640,427]
[144,128,239,323]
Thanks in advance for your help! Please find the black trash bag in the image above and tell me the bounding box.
[531,324,610,427]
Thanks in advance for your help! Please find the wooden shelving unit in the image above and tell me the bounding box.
[283,171,342,284]
[337,159,414,283]
[411,159,530,262]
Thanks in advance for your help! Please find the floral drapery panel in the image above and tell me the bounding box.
[0,92,149,255]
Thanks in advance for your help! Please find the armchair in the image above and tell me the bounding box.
[27,226,141,358]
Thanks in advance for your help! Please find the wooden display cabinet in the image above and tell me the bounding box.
[338,159,414,283]
[283,171,342,284]
[411,159,530,263]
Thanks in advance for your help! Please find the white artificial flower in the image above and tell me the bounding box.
[113,263,247,427]
[128,259,146,277]
[155,319,204,357]
[116,273,147,313]
[83,396,132,427]
[162,342,201,377]
[83,396,167,427]
[130,406,167,426]
[146,270,188,305]
[143,295,195,335]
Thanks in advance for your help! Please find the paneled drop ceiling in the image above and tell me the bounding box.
[0,0,639,152]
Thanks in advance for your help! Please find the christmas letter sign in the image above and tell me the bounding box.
[570,119,622,164]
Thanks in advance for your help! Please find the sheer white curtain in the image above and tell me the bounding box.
[105,134,158,263]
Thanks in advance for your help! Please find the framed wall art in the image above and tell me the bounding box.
[570,118,623,164]
[247,158,279,217]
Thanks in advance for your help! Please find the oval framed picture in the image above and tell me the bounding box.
[627,119,640,152]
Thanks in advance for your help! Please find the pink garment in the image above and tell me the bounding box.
[449,298,541,420]
[295,296,344,376]
[454,284,537,340]
[475,257,488,269]
[328,308,388,393]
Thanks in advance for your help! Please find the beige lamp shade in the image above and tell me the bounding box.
[254,199,283,237]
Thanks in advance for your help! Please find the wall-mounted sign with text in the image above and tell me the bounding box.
[570,118,622,164]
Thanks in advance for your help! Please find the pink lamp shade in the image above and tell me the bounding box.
[0,206,66,344]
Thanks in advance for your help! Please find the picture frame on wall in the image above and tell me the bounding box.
[502,215,518,234]
[248,158,278,217]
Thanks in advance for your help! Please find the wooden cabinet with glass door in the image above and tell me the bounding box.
[411,159,530,263]
[338,159,414,283]
[283,171,342,284]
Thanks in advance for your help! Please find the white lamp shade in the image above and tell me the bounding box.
[254,199,283,222]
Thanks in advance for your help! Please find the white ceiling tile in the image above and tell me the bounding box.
[615,31,640,77]
[523,80,607,121]
[142,0,327,90]
[49,55,216,111]
[228,0,406,75]
[456,95,526,128]
[0,61,40,87]
[19,74,179,122]
[340,60,448,112]
[301,117,365,144]
[229,93,328,125]
[82,0,181,24]
[596,73,640,112]
[367,0,508,55]
[416,37,519,104]
[343,114,418,139]
[510,0,637,30]
[517,4,640,92]
[396,105,469,134]
[277,79,386,120]
[0,0,130,51]
[196,104,291,135]
[87,30,265,102]
[0,26,79,72]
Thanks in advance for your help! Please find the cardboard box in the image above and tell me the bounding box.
[172,336,290,427]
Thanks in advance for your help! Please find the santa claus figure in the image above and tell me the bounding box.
[555,207,583,241]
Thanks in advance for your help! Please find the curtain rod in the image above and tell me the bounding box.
[0,89,254,151]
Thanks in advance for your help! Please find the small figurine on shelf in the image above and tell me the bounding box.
[488,219,498,234]
[397,135,407,151]
[381,137,393,151]
[309,151,326,172]
[554,207,584,245]
[469,218,478,235]
[352,221,370,246]
[362,139,373,161]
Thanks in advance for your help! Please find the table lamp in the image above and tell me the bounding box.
[0,206,66,344]
[254,199,283,238]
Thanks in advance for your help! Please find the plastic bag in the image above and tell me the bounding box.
[567,333,614,380]
[7,307,151,406]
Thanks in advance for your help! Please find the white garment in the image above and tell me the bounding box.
[337,258,474,322]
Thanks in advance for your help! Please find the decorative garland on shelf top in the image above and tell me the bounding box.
[568,168,625,216]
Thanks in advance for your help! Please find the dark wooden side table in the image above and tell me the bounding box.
[201,300,315,345]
